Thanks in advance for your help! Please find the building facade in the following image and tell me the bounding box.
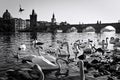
[0,9,27,32]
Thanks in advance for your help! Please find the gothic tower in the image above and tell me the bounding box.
[51,13,56,24]
[30,9,37,30]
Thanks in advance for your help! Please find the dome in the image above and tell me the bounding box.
[2,9,12,19]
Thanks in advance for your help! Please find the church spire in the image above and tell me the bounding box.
[51,13,56,24]
[53,13,55,19]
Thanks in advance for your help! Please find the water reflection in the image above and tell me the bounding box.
[51,32,57,47]
[0,32,117,55]
[30,32,37,40]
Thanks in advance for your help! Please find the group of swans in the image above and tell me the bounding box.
[97,37,109,50]
[13,40,72,79]
[13,39,103,80]
[72,37,110,59]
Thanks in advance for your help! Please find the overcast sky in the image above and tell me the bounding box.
[0,0,120,24]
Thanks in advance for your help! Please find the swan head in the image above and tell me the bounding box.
[106,37,109,39]
[110,37,114,40]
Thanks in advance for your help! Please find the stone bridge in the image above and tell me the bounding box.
[39,22,120,33]
[69,22,120,33]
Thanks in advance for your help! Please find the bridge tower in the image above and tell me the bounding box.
[30,9,37,31]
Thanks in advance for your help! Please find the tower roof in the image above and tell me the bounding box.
[31,9,37,15]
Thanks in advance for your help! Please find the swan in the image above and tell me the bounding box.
[18,43,26,51]
[35,46,57,64]
[109,37,116,44]
[13,44,70,77]
[29,56,58,70]
[92,47,104,55]
[110,37,119,44]
[77,39,93,49]
[32,64,44,80]
[14,44,57,64]
[78,42,87,48]
[98,37,109,50]
[78,60,85,80]
[32,39,44,47]
[73,39,94,59]
[98,37,108,45]
[72,43,83,59]
[72,43,79,59]
[15,47,59,70]
[25,55,69,77]
[112,38,120,48]
[28,57,69,77]
[58,42,70,59]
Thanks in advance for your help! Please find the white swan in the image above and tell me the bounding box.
[72,43,82,59]
[109,38,120,48]
[32,39,44,48]
[30,56,58,70]
[58,42,70,59]
[98,37,109,50]
[18,43,26,51]
[37,47,57,63]
[32,64,44,80]
[78,60,85,80]
[76,39,92,49]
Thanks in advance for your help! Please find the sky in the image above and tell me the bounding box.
[0,0,120,24]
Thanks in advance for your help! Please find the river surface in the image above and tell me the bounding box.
[0,32,119,74]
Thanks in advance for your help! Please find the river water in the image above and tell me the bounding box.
[0,32,119,75]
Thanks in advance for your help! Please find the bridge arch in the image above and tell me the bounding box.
[100,25,116,33]
[82,26,95,32]
[67,26,78,33]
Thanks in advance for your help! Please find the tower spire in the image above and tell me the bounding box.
[51,13,56,24]
[53,13,55,19]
